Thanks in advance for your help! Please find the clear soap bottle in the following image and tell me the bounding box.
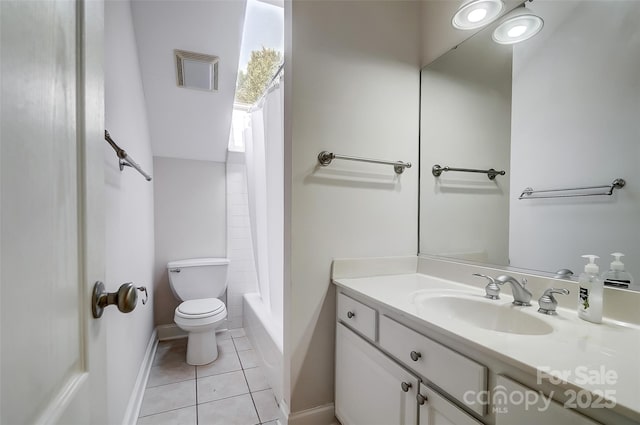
[577,255,603,324]
[602,252,634,290]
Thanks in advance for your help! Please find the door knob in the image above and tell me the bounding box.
[92,281,147,318]
[410,351,422,361]
[401,382,412,392]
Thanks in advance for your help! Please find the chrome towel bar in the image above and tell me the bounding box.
[519,178,626,200]
[318,151,411,175]
[432,164,505,180]
[105,130,152,181]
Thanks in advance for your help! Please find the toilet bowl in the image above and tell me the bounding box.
[167,258,230,365]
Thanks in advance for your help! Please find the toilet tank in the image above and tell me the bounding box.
[167,258,230,301]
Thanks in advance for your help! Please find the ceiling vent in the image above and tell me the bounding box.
[175,49,219,92]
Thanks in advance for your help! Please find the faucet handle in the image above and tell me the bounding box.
[537,288,570,315]
[473,273,502,300]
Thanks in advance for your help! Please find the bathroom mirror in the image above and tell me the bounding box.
[419,1,640,284]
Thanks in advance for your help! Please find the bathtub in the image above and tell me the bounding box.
[243,293,283,405]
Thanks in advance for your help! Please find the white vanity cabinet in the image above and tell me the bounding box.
[494,376,600,425]
[418,384,483,425]
[336,323,419,425]
[335,292,484,425]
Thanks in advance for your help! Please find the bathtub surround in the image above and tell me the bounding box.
[105,1,156,424]
[226,153,260,330]
[152,157,227,327]
[284,0,421,419]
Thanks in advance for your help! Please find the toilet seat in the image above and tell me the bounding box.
[176,298,225,319]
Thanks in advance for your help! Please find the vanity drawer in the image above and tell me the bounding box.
[379,315,487,416]
[337,292,377,341]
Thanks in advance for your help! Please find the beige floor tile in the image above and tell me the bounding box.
[230,328,246,338]
[252,389,280,423]
[147,361,195,388]
[197,370,249,404]
[154,339,187,366]
[197,394,259,425]
[233,336,252,351]
[238,349,258,369]
[139,380,195,417]
[137,406,196,425]
[196,347,242,378]
[244,367,269,392]
[218,337,237,353]
[217,329,232,340]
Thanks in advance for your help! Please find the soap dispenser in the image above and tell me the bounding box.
[577,255,603,324]
[602,253,634,289]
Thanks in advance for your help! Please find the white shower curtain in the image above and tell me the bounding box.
[243,77,284,327]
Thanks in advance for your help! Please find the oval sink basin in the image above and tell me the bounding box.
[414,294,554,336]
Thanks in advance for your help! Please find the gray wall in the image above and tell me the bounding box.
[285,0,421,414]
[104,1,155,423]
[153,157,227,326]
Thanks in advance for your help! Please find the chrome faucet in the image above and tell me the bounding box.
[495,275,532,306]
[537,288,570,315]
[473,273,501,300]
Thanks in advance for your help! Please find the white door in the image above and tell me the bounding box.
[335,323,419,425]
[1,0,107,424]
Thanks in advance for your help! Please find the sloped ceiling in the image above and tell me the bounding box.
[131,0,247,162]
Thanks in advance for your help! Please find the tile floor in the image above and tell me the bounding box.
[138,328,279,425]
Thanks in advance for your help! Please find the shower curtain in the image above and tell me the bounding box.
[243,76,284,327]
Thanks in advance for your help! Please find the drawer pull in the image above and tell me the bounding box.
[417,394,427,405]
[410,351,422,361]
[346,311,355,319]
[401,382,412,392]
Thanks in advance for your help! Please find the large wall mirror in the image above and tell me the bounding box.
[419,0,640,286]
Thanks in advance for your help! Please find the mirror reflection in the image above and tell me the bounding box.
[419,0,640,286]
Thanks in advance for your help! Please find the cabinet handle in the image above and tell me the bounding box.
[401,382,412,392]
[410,351,422,361]
[417,394,427,405]
[347,311,355,319]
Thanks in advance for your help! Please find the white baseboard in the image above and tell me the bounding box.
[283,402,336,425]
[122,329,158,425]
[156,323,187,340]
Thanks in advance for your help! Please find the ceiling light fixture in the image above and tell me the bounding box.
[452,0,504,30]
[492,7,544,44]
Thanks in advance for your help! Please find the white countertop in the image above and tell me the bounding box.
[333,272,640,421]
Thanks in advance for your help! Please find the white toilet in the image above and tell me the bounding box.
[167,257,230,365]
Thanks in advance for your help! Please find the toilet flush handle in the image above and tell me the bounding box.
[92,281,147,318]
[169,268,181,273]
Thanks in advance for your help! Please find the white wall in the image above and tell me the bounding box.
[285,0,420,414]
[226,152,259,329]
[420,28,512,266]
[131,0,246,162]
[104,1,155,424]
[152,157,227,326]
[509,1,640,279]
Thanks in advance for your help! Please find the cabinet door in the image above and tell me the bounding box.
[419,384,483,425]
[336,323,419,425]
[495,376,601,425]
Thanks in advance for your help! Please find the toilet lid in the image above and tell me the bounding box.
[177,298,225,316]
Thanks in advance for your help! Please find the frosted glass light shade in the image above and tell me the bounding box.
[492,10,544,44]
[452,0,504,30]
